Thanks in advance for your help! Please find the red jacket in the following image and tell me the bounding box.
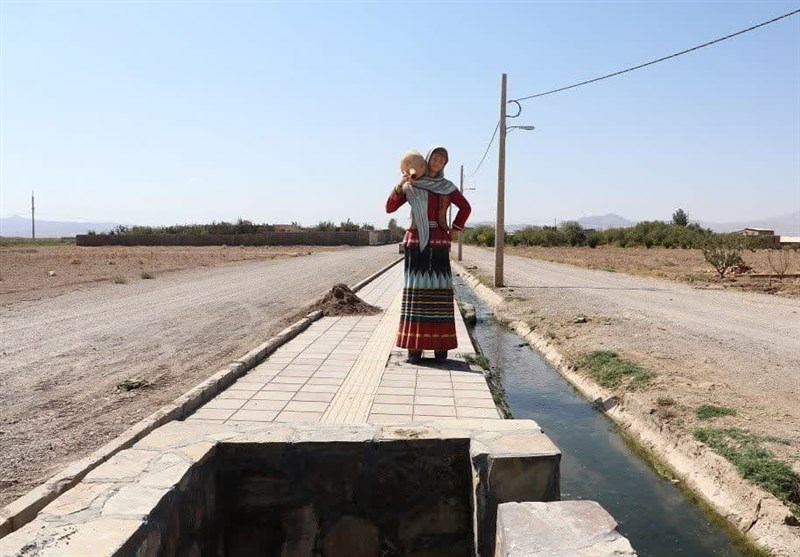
[386,188,471,248]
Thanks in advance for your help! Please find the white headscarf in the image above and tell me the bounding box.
[402,146,457,251]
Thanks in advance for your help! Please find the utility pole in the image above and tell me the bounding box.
[458,164,464,261]
[31,190,35,240]
[494,73,507,288]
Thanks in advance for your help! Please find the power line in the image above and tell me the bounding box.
[466,120,500,179]
[510,8,800,103]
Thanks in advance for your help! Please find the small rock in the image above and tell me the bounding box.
[592,396,619,412]
[574,315,588,323]
[47,270,56,277]
[461,304,477,325]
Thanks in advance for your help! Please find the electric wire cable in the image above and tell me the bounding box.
[510,8,800,103]
[466,120,500,179]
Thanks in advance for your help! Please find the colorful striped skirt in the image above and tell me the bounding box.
[397,242,457,351]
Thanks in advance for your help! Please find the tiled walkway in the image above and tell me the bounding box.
[188,263,500,426]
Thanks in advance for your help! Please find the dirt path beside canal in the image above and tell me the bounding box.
[457,246,800,555]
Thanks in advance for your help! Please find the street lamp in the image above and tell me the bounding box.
[495,74,536,287]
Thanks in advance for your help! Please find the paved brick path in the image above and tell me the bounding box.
[189,264,500,425]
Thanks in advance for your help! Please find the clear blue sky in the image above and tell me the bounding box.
[1,1,799,228]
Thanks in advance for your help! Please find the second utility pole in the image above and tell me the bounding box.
[458,164,464,261]
[494,73,507,287]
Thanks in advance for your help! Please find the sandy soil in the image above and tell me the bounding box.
[0,245,345,305]
[509,245,800,298]
[0,245,399,507]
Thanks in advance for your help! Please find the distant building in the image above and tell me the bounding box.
[780,236,800,249]
[741,227,775,236]
[739,228,779,248]
[273,224,301,232]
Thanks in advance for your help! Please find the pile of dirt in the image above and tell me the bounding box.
[312,284,382,316]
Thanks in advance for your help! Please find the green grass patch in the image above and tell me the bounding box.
[463,353,490,371]
[657,396,675,407]
[581,351,655,389]
[694,427,800,514]
[140,272,155,279]
[696,404,737,420]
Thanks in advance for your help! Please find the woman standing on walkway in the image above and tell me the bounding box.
[386,146,471,363]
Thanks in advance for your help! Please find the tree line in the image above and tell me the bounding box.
[93,218,380,236]
[461,209,774,251]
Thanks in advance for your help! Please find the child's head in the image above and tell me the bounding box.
[400,149,427,180]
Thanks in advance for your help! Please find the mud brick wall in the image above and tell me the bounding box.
[75,231,392,247]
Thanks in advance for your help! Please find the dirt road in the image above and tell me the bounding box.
[460,246,800,464]
[0,245,399,506]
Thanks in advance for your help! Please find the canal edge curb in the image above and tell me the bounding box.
[451,259,800,557]
[0,255,404,540]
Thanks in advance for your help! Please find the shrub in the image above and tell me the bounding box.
[702,235,745,278]
[559,221,586,246]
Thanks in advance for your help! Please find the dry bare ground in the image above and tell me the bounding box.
[0,244,399,507]
[513,245,800,298]
[460,245,800,552]
[0,245,346,305]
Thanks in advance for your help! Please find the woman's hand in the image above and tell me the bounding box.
[450,229,460,242]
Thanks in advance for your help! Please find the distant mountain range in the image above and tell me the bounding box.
[3,210,798,238]
[472,211,800,236]
[0,215,120,238]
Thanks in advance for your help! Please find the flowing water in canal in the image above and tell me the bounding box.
[454,278,753,557]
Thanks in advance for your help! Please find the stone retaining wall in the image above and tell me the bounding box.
[0,420,561,557]
[220,438,474,556]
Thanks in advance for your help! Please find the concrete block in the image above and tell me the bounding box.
[83,449,159,483]
[40,482,113,516]
[101,484,171,517]
[472,431,561,557]
[495,501,637,556]
[288,423,376,444]
[0,518,145,557]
